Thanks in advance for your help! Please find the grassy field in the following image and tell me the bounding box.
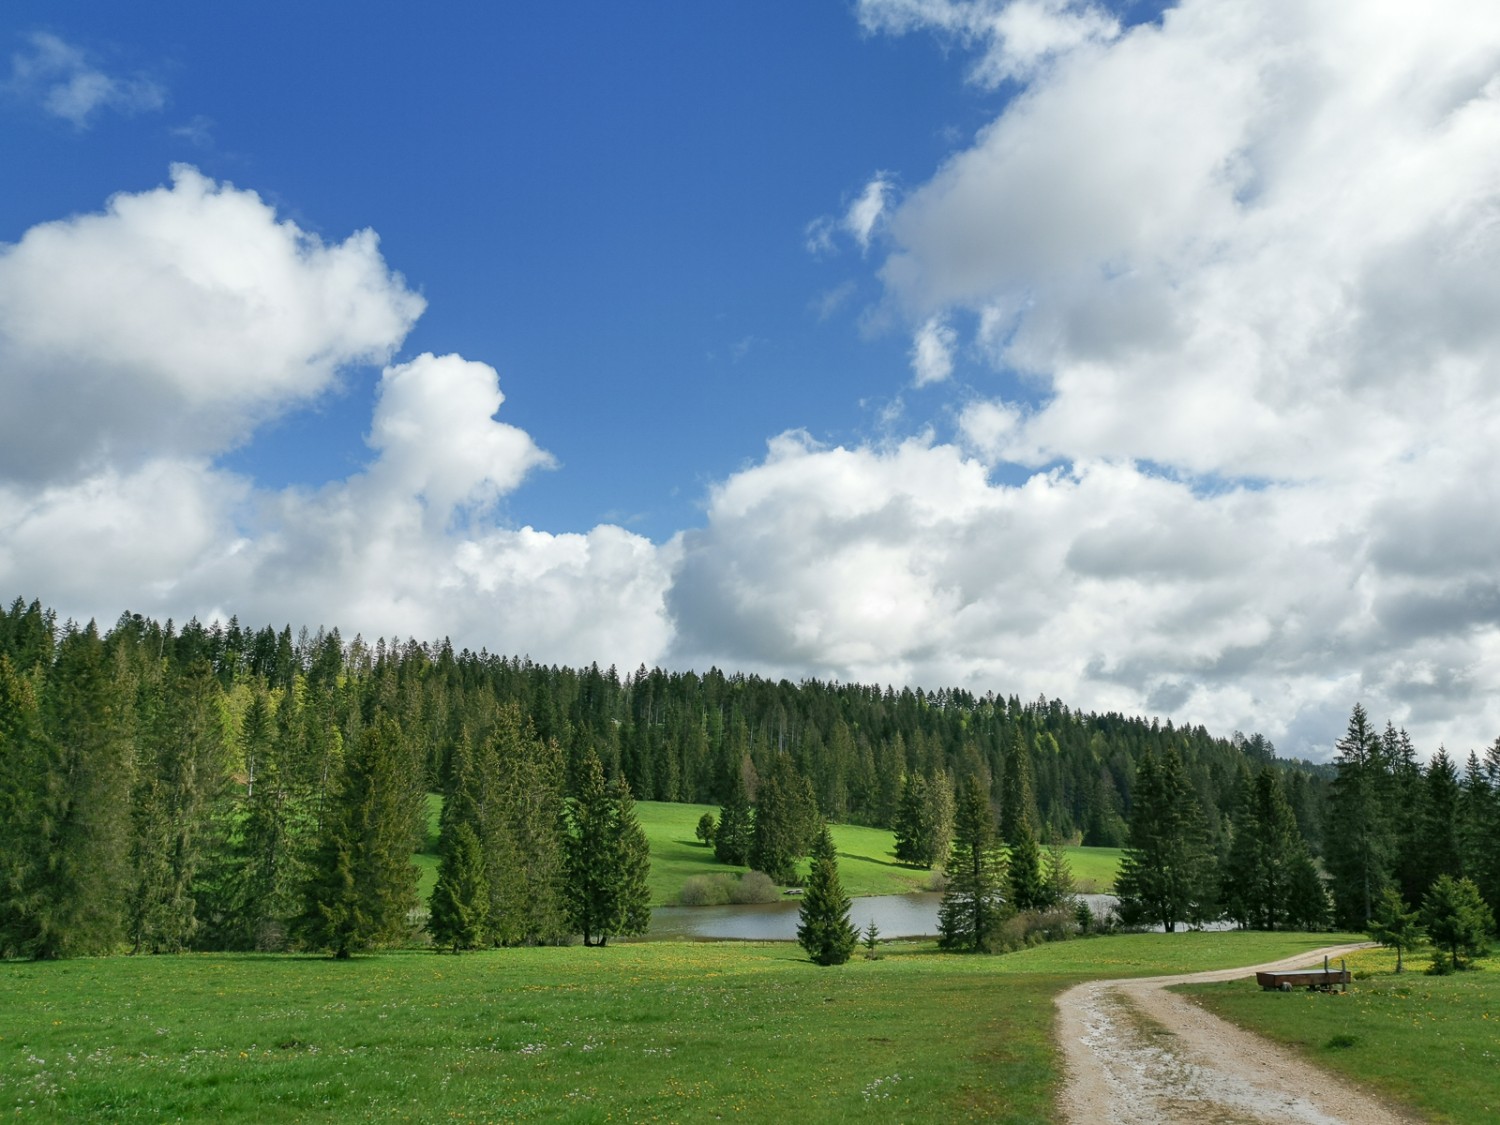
[634,801,1121,905]
[0,931,1357,1123]
[1181,942,1500,1123]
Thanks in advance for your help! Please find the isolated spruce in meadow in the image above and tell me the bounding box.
[1420,874,1494,974]
[797,825,857,966]
[1367,887,1422,974]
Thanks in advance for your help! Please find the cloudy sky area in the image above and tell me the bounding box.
[4,0,1500,759]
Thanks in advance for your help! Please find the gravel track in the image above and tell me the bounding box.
[1054,944,1425,1124]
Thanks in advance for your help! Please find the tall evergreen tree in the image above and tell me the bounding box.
[127,661,226,954]
[428,822,490,952]
[18,624,136,958]
[562,751,651,946]
[1115,747,1216,932]
[296,717,423,958]
[1007,822,1047,912]
[713,763,754,866]
[797,825,857,965]
[893,772,932,866]
[1367,887,1421,974]
[938,777,1008,952]
[998,727,1038,845]
[1220,767,1305,930]
[1324,704,1394,928]
[749,755,818,885]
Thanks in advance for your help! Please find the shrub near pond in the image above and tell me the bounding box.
[677,870,781,906]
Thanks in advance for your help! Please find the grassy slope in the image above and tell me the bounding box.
[635,800,1122,905]
[0,931,1360,1124]
[1181,943,1500,1123]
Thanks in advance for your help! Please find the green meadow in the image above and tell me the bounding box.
[0,931,1361,1124]
[1182,943,1500,1124]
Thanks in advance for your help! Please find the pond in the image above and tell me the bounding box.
[642,892,1122,942]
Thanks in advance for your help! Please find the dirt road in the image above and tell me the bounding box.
[1054,944,1424,1124]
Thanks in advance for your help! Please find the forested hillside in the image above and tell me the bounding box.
[4,596,1494,958]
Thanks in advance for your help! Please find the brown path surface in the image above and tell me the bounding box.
[1054,944,1425,1124]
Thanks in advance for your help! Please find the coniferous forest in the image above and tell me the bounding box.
[1,596,1497,960]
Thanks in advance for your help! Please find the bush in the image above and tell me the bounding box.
[730,871,780,904]
[993,906,1078,953]
[678,875,733,907]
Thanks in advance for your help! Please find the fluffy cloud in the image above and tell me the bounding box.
[0,165,425,483]
[703,0,1500,756]
[0,169,672,670]
[910,315,957,385]
[5,32,165,127]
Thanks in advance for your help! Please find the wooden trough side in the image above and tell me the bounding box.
[1255,956,1350,992]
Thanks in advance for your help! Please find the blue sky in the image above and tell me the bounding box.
[4,1,1500,759]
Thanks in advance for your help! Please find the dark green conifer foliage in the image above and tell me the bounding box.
[999,727,1038,845]
[797,825,857,966]
[563,751,651,946]
[20,624,135,958]
[714,764,753,866]
[939,777,1008,952]
[1418,748,1464,895]
[1115,747,1216,932]
[1367,887,1422,973]
[1220,767,1305,930]
[892,772,932,866]
[1324,704,1394,928]
[1466,741,1500,919]
[127,661,227,954]
[0,654,47,958]
[1007,823,1047,912]
[229,690,307,950]
[1420,874,1494,973]
[428,822,490,952]
[488,710,568,946]
[749,755,818,885]
[297,717,422,958]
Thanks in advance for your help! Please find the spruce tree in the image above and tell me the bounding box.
[20,623,135,959]
[1220,767,1305,930]
[428,822,490,952]
[714,766,753,866]
[938,777,1008,952]
[892,772,932,865]
[1115,747,1215,932]
[1324,704,1394,928]
[1420,875,1494,973]
[1007,822,1047,912]
[297,717,422,958]
[1367,887,1421,973]
[562,751,651,946]
[797,825,857,965]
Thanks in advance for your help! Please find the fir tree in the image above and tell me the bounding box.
[1042,836,1076,909]
[1220,767,1305,930]
[999,727,1038,845]
[1367,887,1421,974]
[1324,704,1394,928]
[562,751,651,946]
[892,772,932,866]
[939,777,1008,952]
[1007,822,1047,912]
[713,766,753,866]
[428,822,490,952]
[297,717,422,958]
[1115,747,1216,932]
[749,755,817,885]
[797,825,857,965]
[1420,875,1494,974]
